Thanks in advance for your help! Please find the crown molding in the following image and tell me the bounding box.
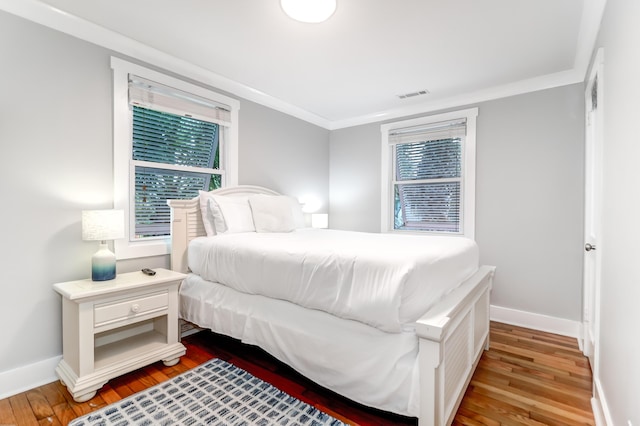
[573,0,607,80]
[329,68,583,130]
[1,0,603,131]
[0,0,331,129]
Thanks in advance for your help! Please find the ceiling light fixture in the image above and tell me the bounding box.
[281,0,337,23]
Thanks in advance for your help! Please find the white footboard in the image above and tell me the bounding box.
[415,265,495,426]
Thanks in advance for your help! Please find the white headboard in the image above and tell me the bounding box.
[167,185,280,273]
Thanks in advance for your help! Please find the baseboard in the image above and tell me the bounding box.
[0,320,201,400]
[592,376,613,426]
[490,305,581,338]
[0,355,61,400]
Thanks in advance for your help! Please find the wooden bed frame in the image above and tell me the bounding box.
[168,185,495,426]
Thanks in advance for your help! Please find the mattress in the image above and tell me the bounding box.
[179,274,421,417]
[188,228,479,332]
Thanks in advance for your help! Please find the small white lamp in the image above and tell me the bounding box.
[82,210,124,281]
[311,213,329,229]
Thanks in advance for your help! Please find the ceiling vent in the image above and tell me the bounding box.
[397,90,429,99]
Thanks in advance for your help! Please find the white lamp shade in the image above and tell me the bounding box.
[281,0,337,23]
[82,210,125,241]
[311,213,329,229]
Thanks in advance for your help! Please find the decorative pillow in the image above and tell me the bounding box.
[249,195,296,233]
[287,196,306,228]
[198,190,218,237]
[208,195,255,234]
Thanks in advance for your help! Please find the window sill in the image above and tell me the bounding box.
[115,237,170,260]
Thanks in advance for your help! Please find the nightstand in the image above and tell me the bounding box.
[53,268,187,402]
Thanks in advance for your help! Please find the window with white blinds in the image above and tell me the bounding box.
[130,76,228,239]
[112,58,239,259]
[381,108,477,237]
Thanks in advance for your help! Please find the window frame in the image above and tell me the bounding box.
[111,57,240,259]
[380,107,478,238]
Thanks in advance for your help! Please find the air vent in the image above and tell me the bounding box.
[397,89,429,100]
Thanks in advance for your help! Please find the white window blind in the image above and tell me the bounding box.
[391,118,467,233]
[129,75,225,239]
[129,75,231,126]
[388,119,466,145]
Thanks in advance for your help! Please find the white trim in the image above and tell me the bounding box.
[112,57,239,259]
[331,69,581,130]
[573,0,608,79]
[490,305,581,338]
[380,108,477,238]
[592,376,613,426]
[0,0,603,131]
[0,355,61,400]
[0,0,330,130]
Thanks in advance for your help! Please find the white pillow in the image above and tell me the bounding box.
[249,195,295,233]
[287,196,306,228]
[198,190,217,236]
[208,195,255,234]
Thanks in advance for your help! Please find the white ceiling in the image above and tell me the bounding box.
[6,0,604,129]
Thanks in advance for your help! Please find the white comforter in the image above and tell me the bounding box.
[188,229,479,332]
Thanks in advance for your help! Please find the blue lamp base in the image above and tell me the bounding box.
[92,242,116,281]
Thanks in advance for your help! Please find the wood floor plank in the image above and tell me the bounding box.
[0,398,18,425]
[475,361,592,406]
[38,382,67,409]
[0,322,595,425]
[25,389,55,422]
[487,349,593,388]
[8,393,39,426]
[471,380,594,424]
[96,384,123,406]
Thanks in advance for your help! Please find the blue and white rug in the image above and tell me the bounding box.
[69,358,347,426]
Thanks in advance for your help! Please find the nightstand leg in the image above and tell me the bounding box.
[73,390,97,403]
[163,357,181,367]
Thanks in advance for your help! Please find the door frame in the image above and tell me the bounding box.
[582,47,604,403]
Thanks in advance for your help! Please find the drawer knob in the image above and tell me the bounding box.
[131,303,140,313]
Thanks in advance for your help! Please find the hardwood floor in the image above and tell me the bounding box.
[0,322,594,425]
[455,322,594,426]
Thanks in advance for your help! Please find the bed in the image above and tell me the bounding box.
[168,185,495,426]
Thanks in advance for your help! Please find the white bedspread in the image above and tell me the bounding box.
[188,229,479,332]
[179,274,421,417]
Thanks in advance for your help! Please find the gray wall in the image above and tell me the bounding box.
[239,100,329,210]
[330,84,585,321]
[0,10,329,377]
[591,0,640,423]
[329,125,381,231]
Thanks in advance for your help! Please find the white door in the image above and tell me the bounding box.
[582,48,604,371]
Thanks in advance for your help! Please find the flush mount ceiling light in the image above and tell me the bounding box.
[281,0,337,23]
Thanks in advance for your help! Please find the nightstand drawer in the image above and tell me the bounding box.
[94,291,168,327]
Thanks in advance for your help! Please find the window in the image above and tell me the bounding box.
[380,108,477,238]
[112,58,239,259]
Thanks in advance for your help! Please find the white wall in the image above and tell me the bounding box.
[590,0,640,424]
[330,85,585,323]
[0,10,329,396]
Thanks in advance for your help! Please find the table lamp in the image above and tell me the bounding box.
[82,210,124,281]
[311,213,329,229]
